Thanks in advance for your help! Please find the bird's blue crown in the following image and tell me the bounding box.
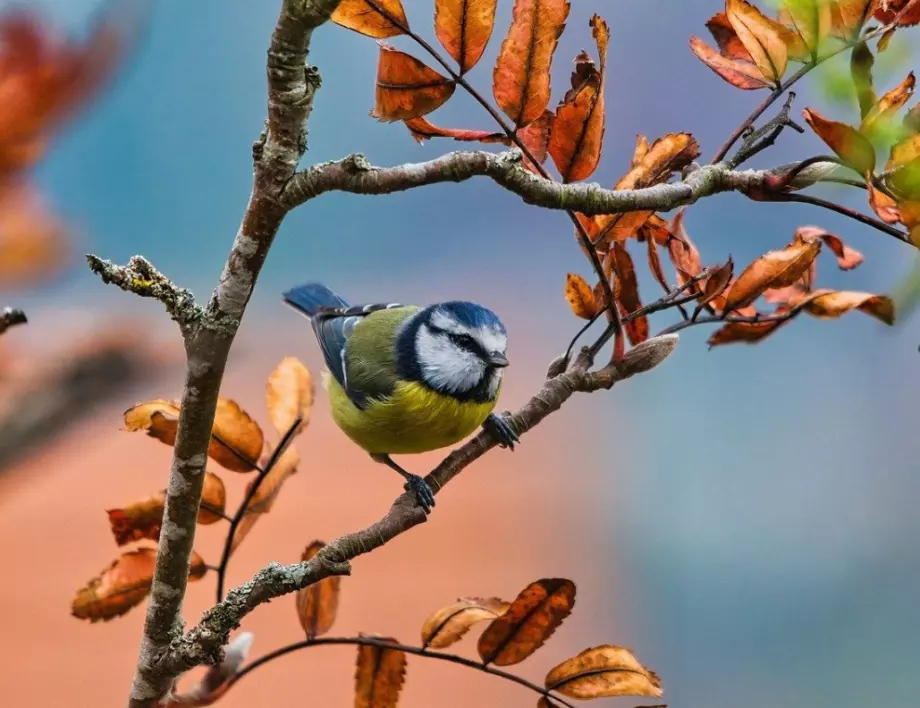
[433,301,506,333]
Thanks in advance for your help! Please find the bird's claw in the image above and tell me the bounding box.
[403,473,436,514]
[484,412,519,450]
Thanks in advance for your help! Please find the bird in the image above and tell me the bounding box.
[282,282,519,514]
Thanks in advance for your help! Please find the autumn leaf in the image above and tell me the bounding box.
[354,635,407,708]
[545,645,663,699]
[792,288,895,323]
[565,273,599,319]
[107,492,165,546]
[632,134,650,166]
[230,445,300,552]
[803,107,875,174]
[421,597,510,649]
[726,0,789,83]
[667,209,704,289]
[123,398,264,473]
[861,71,915,136]
[198,471,228,525]
[833,0,881,38]
[850,42,876,120]
[873,0,920,26]
[707,311,791,347]
[796,225,864,269]
[695,257,734,316]
[548,15,608,182]
[331,0,408,38]
[477,578,576,666]
[493,0,571,128]
[868,181,902,222]
[296,541,341,640]
[373,44,455,122]
[722,234,821,312]
[266,356,314,436]
[435,0,498,74]
[707,12,753,60]
[72,548,207,623]
[611,244,649,345]
[887,133,920,198]
[0,181,69,290]
[689,36,772,90]
[783,0,832,55]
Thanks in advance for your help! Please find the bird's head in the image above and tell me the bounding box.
[398,301,509,402]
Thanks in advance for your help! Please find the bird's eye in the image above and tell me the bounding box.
[454,333,475,347]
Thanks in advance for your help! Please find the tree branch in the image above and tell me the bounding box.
[121,1,343,706]
[283,150,790,215]
[158,334,678,677]
[0,307,26,335]
[85,255,201,332]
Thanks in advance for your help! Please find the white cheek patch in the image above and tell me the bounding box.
[475,326,507,355]
[416,324,484,394]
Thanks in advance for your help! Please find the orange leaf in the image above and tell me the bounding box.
[783,0,833,55]
[794,288,895,323]
[71,548,207,623]
[354,635,407,708]
[230,445,300,553]
[420,597,510,649]
[646,234,671,292]
[565,273,599,319]
[296,541,341,640]
[435,0,498,74]
[873,0,920,26]
[404,116,498,143]
[868,181,902,222]
[833,0,881,38]
[803,107,875,174]
[331,0,408,38]
[689,36,771,90]
[707,314,789,347]
[796,225,864,268]
[516,110,555,172]
[611,244,649,345]
[107,492,166,546]
[695,257,735,315]
[850,41,876,120]
[373,44,455,122]
[548,15,608,182]
[861,71,915,135]
[0,181,69,290]
[545,645,663,699]
[706,12,754,60]
[477,578,576,666]
[265,356,314,437]
[667,209,704,288]
[198,471,228,525]
[722,234,821,312]
[726,0,789,83]
[493,0,571,128]
[632,134,650,166]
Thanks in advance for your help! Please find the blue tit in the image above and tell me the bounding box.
[282,282,519,513]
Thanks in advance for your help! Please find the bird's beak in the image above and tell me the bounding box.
[487,352,510,368]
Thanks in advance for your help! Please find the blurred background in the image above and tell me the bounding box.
[0,0,918,705]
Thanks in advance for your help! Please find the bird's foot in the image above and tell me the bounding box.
[483,411,519,450]
[403,473,436,514]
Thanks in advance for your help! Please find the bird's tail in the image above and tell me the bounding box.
[282,283,349,318]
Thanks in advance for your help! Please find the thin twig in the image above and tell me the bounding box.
[775,192,908,242]
[729,92,803,168]
[199,503,232,523]
[229,636,579,708]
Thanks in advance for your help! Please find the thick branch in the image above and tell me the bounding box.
[283,150,786,215]
[0,307,26,335]
[161,334,679,675]
[85,255,201,332]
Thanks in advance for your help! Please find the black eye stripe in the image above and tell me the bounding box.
[428,325,486,357]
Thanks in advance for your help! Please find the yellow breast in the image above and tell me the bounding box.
[324,373,498,455]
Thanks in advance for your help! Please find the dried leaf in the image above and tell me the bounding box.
[646,235,671,292]
[632,134,650,167]
[198,471,228,525]
[707,313,790,347]
[435,0,498,73]
[266,357,314,436]
[873,0,920,26]
[794,288,895,323]
[851,42,876,120]
[71,548,207,623]
[516,110,555,171]
[230,445,300,553]
[861,71,915,135]
[404,116,497,143]
[545,645,663,699]
[707,12,753,60]
[548,15,608,182]
[784,0,832,54]
[722,234,821,312]
[295,541,341,640]
[726,0,788,83]
[696,257,735,315]
[689,36,771,90]
[331,0,408,38]
[868,181,902,222]
[373,44,455,122]
[354,635,407,708]
[611,244,649,345]
[477,578,576,666]
[667,209,703,288]
[564,273,599,319]
[0,181,69,290]
[796,225,864,268]
[833,0,880,38]
[107,491,165,546]
[803,107,876,174]
[493,0,571,127]
[421,597,510,649]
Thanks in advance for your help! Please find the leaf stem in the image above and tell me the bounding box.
[774,192,908,242]
[229,635,579,708]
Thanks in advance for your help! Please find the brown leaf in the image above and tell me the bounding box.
[868,181,902,222]
[230,445,300,553]
[373,44,455,122]
[707,313,790,347]
[565,273,599,319]
[265,356,314,436]
[722,234,821,312]
[71,548,207,623]
[107,492,165,546]
[198,471,228,525]
[404,116,498,143]
[706,12,753,60]
[667,209,704,289]
[689,36,772,90]
[421,597,510,649]
[833,0,881,38]
[516,110,555,171]
[611,244,649,345]
[873,0,920,26]
[646,235,671,292]
[545,645,663,699]
[803,107,875,174]
[783,0,832,55]
[793,288,895,323]
[726,0,789,83]
[354,635,407,708]
[493,0,571,128]
[0,181,69,290]
[477,578,576,666]
[861,71,915,135]
[548,15,608,182]
[696,257,735,315]
[435,0,498,74]
[632,134,650,167]
[331,0,408,38]
[295,541,341,640]
[796,225,864,269]
[850,42,876,120]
